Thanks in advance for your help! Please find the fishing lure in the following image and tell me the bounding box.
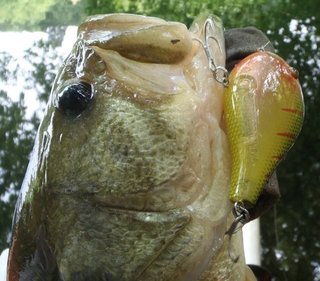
[224,50,304,208]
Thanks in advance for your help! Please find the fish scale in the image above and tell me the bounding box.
[224,51,304,206]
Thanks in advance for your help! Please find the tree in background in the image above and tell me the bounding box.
[261,16,320,281]
[0,0,319,279]
[0,90,36,251]
[0,0,56,30]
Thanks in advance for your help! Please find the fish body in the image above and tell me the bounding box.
[224,51,304,206]
[7,14,254,281]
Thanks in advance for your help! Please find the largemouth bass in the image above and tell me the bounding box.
[7,14,259,281]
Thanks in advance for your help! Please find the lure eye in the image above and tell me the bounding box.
[57,81,93,117]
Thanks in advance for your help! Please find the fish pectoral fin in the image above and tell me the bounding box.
[245,266,258,281]
[19,225,62,281]
[247,264,273,281]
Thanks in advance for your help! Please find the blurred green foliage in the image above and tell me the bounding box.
[0,0,319,280]
[0,91,36,251]
[0,0,56,30]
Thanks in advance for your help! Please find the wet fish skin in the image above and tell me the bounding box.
[7,14,255,281]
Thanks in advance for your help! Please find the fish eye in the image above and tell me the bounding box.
[57,81,93,117]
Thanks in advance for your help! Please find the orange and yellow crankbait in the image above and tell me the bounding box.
[224,51,304,207]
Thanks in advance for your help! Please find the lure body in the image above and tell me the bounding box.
[224,51,304,206]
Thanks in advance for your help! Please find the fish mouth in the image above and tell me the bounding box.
[78,13,193,64]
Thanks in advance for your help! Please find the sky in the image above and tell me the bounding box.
[0,31,48,117]
[0,27,78,118]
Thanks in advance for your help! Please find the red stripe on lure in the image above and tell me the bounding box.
[223,51,304,206]
[281,108,304,116]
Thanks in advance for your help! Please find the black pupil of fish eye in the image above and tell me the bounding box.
[58,81,93,116]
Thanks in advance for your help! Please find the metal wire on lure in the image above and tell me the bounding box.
[193,19,229,87]
[226,203,251,235]
[225,203,251,262]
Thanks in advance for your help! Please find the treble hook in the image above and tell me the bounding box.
[193,19,229,87]
[225,202,250,263]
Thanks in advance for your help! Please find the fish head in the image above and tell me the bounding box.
[41,14,227,213]
[9,14,254,281]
